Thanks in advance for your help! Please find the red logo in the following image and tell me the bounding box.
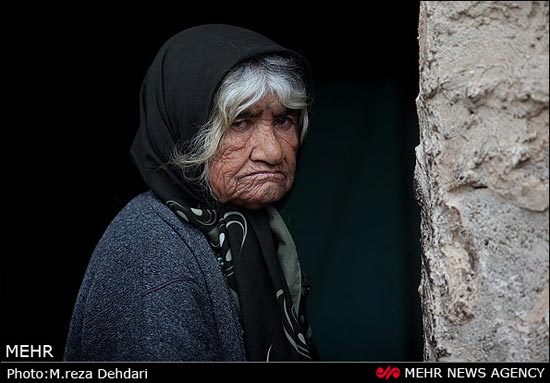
[376,366,401,380]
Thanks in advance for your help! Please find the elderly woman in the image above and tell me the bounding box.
[65,24,316,361]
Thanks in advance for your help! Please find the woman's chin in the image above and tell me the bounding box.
[233,185,288,209]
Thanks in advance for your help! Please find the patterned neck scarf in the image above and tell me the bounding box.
[166,200,315,360]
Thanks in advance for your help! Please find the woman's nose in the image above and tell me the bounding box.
[250,122,284,165]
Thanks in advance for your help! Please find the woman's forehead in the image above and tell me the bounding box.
[241,95,286,117]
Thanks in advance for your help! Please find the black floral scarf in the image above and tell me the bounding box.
[166,201,315,360]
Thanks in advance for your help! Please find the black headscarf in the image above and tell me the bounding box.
[130,24,315,361]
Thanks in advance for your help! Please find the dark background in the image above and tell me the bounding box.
[1,3,422,361]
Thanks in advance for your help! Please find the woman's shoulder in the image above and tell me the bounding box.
[106,191,203,246]
[115,190,187,231]
[91,191,212,274]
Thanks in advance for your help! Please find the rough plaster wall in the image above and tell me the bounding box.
[415,1,549,361]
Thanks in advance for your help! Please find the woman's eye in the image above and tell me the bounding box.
[231,119,253,131]
[274,116,295,129]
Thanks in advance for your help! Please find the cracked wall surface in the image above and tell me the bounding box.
[415,1,549,361]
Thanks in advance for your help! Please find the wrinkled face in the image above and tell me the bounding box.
[208,94,299,209]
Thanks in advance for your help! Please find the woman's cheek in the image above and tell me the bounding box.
[208,146,247,202]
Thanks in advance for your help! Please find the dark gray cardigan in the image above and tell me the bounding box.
[64,191,246,361]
